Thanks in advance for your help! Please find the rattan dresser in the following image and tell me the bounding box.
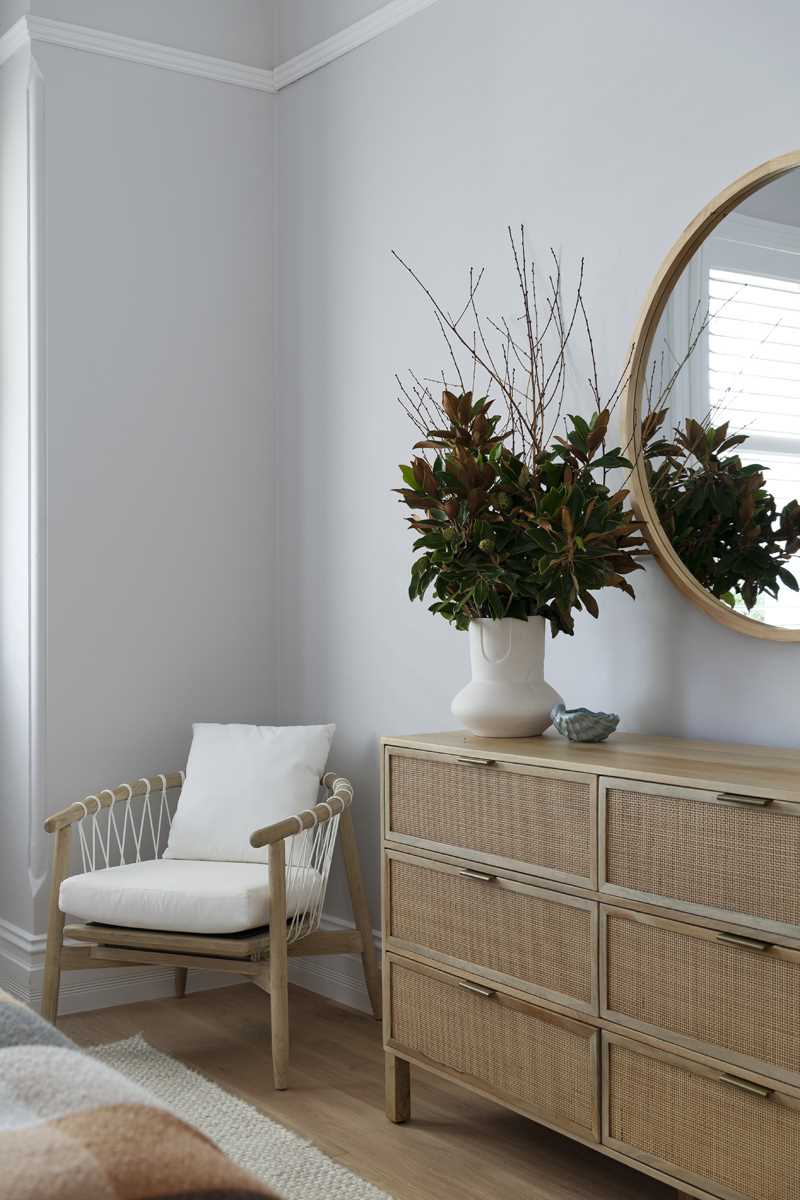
[380,731,800,1200]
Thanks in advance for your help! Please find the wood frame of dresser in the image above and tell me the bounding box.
[381,732,800,1200]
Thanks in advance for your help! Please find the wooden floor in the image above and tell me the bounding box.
[62,982,673,1200]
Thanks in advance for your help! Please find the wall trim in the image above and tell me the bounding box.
[274,0,441,90]
[0,15,275,90]
[0,916,46,957]
[26,50,48,899]
[25,16,276,91]
[0,1,442,91]
[713,210,800,256]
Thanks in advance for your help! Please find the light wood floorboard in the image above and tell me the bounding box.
[62,983,672,1200]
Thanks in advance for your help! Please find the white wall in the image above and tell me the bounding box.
[0,32,277,1005]
[37,41,276,851]
[275,0,800,927]
[0,0,26,35]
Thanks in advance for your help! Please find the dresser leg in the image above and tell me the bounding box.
[386,1052,410,1123]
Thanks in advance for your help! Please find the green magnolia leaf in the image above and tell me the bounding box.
[399,464,421,490]
[642,410,800,611]
[396,378,651,633]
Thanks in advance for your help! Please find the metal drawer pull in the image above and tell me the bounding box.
[716,791,773,808]
[458,869,497,883]
[717,932,773,953]
[458,981,496,999]
[720,1073,773,1100]
[456,756,495,767]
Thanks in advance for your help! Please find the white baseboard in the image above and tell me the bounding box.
[288,912,380,1013]
[0,912,380,1016]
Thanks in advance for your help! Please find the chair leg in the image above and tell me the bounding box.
[174,968,188,998]
[42,827,70,1024]
[41,912,65,1024]
[269,840,289,1090]
[339,807,381,1018]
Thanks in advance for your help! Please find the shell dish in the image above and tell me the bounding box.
[550,703,619,743]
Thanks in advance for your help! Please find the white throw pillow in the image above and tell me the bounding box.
[164,723,335,864]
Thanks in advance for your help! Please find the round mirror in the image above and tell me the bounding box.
[625,152,800,640]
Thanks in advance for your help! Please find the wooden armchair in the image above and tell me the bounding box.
[42,771,380,1089]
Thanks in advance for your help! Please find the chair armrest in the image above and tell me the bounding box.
[249,773,353,849]
[43,771,185,833]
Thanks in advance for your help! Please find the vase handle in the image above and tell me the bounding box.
[478,620,513,665]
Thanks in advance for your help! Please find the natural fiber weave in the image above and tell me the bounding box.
[90,1035,390,1200]
[605,787,800,927]
[391,961,596,1134]
[390,756,592,880]
[607,1041,800,1200]
[606,915,800,1079]
[390,858,592,1003]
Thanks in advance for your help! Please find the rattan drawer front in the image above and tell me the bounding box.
[386,749,596,887]
[604,1033,800,1200]
[388,956,599,1141]
[388,853,596,1012]
[602,907,800,1087]
[601,776,800,934]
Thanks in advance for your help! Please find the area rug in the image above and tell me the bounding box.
[89,1035,392,1200]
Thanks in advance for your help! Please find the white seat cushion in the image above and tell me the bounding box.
[59,858,322,935]
[164,722,335,864]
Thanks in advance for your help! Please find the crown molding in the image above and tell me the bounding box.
[26,15,276,91]
[274,0,440,90]
[0,1,441,90]
[0,15,276,91]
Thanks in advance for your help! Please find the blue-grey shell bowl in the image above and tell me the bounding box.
[550,703,619,743]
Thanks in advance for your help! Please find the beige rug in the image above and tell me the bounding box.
[89,1034,392,1200]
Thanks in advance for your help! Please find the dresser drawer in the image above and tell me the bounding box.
[386,954,599,1142]
[602,907,800,1087]
[600,777,800,935]
[604,1032,800,1200]
[385,748,597,888]
[387,852,596,1013]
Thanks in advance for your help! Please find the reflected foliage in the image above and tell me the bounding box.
[643,409,800,611]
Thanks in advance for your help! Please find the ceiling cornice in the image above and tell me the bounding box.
[0,1,441,92]
[274,0,440,90]
[1,15,276,90]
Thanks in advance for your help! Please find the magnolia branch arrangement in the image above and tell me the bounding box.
[393,229,646,636]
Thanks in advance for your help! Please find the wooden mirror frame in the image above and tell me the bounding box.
[623,149,800,642]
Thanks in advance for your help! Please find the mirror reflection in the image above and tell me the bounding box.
[644,168,800,629]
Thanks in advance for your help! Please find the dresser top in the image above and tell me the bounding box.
[382,730,800,802]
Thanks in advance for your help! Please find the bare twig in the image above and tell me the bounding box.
[393,232,671,474]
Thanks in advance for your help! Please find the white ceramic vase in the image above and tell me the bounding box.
[451,616,563,738]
